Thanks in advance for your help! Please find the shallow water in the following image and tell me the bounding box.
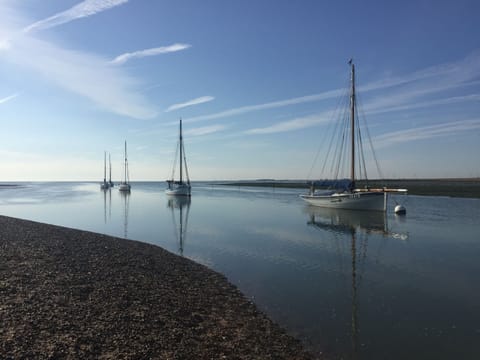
[1,181,479,359]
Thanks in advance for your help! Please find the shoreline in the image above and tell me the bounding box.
[0,215,318,359]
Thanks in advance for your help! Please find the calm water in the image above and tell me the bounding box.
[1,181,479,359]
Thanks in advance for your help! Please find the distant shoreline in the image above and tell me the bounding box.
[217,178,480,198]
[1,180,479,198]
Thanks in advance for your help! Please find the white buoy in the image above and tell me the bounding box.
[394,204,406,215]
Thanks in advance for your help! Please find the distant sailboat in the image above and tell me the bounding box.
[108,153,114,188]
[300,60,407,211]
[166,119,191,196]
[118,141,131,192]
[100,151,109,190]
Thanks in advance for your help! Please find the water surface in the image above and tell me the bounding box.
[1,181,479,359]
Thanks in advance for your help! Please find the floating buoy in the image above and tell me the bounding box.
[394,204,406,215]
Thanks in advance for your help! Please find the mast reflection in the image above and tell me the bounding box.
[305,207,408,359]
[167,196,191,256]
[102,187,112,224]
[120,190,130,239]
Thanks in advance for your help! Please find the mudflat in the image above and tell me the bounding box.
[0,215,316,359]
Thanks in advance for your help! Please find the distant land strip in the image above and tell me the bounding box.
[218,178,480,199]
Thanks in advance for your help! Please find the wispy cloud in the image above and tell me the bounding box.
[24,0,129,33]
[185,52,480,130]
[1,33,157,119]
[1,2,157,119]
[374,119,480,149]
[245,112,333,135]
[185,124,227,137]
[111,44,191,65]
[184,89,343,123]
[367,93,480,116]
[244,92,480,135]
[0,93,19,105]
[166,96,214,112]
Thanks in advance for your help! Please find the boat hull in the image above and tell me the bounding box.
[118,183,131,192]
[166,183,191,196]
[300,191,386,211]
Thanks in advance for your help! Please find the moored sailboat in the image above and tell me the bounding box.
[300,60,407,211]
[118,141,131,192]
[166,119,191,196]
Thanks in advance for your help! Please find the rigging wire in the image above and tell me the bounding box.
[325,84,351,181]
[182,141,190,183]
[306,77,351,181]
[357,92,384,180]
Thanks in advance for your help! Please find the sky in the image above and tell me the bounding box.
[0,0,479,181]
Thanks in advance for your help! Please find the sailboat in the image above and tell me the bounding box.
[300,60,407,211]
[118,141,131,192]
[108,153,114,188]
[100,151,109,190]
[166,119,191,196]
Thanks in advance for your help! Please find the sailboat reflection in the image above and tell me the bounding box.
[304,206,408,359]
[167,196,191,256]
[119,190,130,239]
[102,187,112,224]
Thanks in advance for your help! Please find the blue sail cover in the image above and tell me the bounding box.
[311,179,353,190]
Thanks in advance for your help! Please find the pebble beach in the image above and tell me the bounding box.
[0,215,317,359]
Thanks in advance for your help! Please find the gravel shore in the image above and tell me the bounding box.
[0,215,318,359]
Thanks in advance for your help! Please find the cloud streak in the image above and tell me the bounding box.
[24,0,129,33]
[0,93,19,105]
[184,89,343,123]
[374,119,480,149]
[111,43,191,65]
[185,52,480,131]
[1,32,157,119]
[245,112,333,135]
[166,96,214,112]
[0,2,157,119]
[185,124,227,137]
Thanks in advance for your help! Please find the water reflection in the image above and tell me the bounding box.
[167,197,191,256]
[120,190,130,239]
[102,188,112,224]
[304,207,408,359]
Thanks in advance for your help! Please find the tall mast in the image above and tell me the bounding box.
[179,119,183,183]
[350,60,356,188]
[109,153,112,183]
[103,151,107,182]
[124,141,127,183]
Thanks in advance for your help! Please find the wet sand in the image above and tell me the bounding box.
[0,215,318,359]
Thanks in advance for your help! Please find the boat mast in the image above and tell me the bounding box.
[179,119,183,184]
[109,153,112,183]
[103,151,107,183]
[350,60,356,189]
[124,141,127,184]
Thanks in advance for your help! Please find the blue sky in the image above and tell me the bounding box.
[0,0,479,181]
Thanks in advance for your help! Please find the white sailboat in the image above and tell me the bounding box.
[300,60,407,211]
[118,141,131,192]
[166,119,191,196]
[100,151,109,190]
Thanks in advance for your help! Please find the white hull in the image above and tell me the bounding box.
[300,191,386,211]
[166,183,191,196]
[118,183,131,192]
